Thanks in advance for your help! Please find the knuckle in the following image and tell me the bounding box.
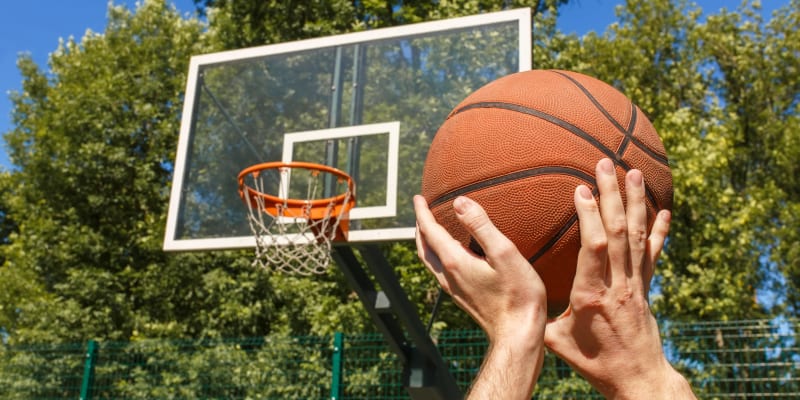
[615,289,650,313]
[629,227,648,246]
[583,235,608,253]
[607,216,628,237]
[571,287,608,312]
[437,252,459,270]
[579,201,599,213]
[616,288,635,305]
[460,209,490,233]
[492,239,520,258]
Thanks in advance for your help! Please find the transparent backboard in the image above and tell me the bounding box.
[164,8,532,251]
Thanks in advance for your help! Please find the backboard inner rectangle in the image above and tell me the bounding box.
[282,122,400,221]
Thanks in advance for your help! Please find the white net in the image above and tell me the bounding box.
[240,164,353,275]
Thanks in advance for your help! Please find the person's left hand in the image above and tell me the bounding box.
[543,159,692,399]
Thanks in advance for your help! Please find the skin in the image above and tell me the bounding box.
[414,194,546,399]
[414,158,696,399]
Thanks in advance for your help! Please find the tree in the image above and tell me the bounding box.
[1,0,214,343]
[195,0,566,48]
[537,0,799,322]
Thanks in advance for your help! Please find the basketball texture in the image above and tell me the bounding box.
[421,69,672,315]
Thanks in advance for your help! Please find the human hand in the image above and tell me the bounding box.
[414,194,546,398]
[544,158,695,399]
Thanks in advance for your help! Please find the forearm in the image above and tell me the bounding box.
[466,339,543,400]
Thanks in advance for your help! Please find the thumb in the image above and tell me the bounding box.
[453,196,521,266]
[544,311,574,355]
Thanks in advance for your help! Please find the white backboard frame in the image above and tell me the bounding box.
[163,8,532,251]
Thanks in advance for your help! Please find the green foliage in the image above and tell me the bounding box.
[0,342,85,399]
[100,335,332,399]
[198,0,564,49]
[1,5,798,399]
[3,321,796,398]
[1,0,215,343]
[538,0,799,321]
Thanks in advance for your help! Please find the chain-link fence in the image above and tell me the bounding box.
[1,319,798,399]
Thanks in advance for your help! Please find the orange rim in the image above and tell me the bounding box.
[238,161,355,216]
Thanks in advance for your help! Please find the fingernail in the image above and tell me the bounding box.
[659,210,672,222]
[628,169,643,187]
[599,158,615,175]
[453,196,473,215]
[577,185,593,200]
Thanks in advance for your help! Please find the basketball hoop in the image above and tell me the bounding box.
[238,161,355,275]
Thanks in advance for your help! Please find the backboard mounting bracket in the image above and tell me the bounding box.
[331,245,463,399]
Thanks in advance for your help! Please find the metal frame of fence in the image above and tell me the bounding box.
[1,319,798,399]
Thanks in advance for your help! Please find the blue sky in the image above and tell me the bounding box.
[0,0,198,170]
[0,1,784,171]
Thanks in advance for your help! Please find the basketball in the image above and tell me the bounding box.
[421,69,673,314]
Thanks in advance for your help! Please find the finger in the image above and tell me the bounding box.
[415,221,443,274]
[417,234,451,294]
[452,196,526,270]
[413,197,445,277]
[413,196,464,276]
[595,158,629,283]
[643,210,671,292]
[625,169,648,289]
[572,184,608,288]
[414,195,459,255]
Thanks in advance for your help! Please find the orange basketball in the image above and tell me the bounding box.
[421,69,672,315]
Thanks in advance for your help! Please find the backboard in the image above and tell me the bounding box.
[164,8,532,251]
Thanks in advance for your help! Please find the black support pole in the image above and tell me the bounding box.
[332,245,463,399]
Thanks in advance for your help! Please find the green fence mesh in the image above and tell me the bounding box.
[0,341,85,400]
[1,319,798,399]
[93,336,332,399]
[664,319,800,398]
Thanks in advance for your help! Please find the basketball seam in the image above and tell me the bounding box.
[629,124,670,164]
[451,102,626,166]
[615,102,636,157]
[449,101,662,210]
[428,167,596,267]
[550,71,630,134]
[428,166,595,208]
[529,214,578,266]
[551,70,669,165]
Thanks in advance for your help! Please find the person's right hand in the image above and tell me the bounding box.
[414,194,547,399]
[544,158,695,399]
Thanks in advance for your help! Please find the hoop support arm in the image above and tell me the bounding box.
[332,245,462,399]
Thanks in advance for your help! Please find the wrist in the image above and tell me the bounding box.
[486,303,547,349]
[604,360,695,400]
[467,329,545,400]
[488,327,544,361]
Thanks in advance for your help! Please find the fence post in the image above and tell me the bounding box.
[79,339,98,400]
[330,332,344,400]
